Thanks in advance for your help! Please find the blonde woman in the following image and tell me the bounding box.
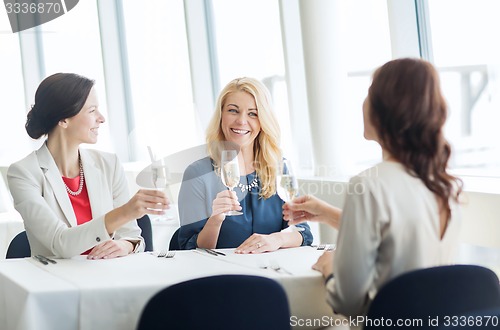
[178,77,312,252]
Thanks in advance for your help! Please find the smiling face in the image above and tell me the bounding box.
[220,91,261,150]
[64,87,105,144]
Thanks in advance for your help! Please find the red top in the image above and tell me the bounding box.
[62,176,93,255]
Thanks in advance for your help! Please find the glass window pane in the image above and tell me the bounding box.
[121,0,197,161]
[429,0,500,176]
[0,11,31,164]
[212,0,285,84]
[345,0,392,172]
[39,0,112,152]
[211,0,295,158]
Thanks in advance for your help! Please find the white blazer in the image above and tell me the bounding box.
[7,143,144,258]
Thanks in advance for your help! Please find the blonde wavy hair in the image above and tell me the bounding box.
[206,77,282,199]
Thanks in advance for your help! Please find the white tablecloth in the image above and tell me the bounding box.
[0,247,336,330]
[0,211,24,259]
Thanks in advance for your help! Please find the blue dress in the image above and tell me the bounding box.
[177,157,313,249]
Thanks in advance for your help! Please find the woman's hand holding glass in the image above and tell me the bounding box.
[220,150,243,216]
[277,159,305,232]
[125,189,170,219]
[283,194,342,230]
[151,159,175,221]
[105,189,169,236]
[210,189,242,222]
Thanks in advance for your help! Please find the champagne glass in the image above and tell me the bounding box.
[277,159,304,232]
[220,150,243,216]
[152,159,175,221]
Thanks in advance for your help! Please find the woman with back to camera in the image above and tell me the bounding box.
[177,77,312,252]
[8,73,169,259]
[283,58,462,316]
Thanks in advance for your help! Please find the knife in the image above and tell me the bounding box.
[37,255,57,264]
[207,249,226,256]
[33,255,48,265]
[203,248,219,256]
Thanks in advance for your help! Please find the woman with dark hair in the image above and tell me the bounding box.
[283,58,462,316]
[8,73,169,259]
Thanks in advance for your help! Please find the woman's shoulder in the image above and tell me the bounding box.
[8,150,38,174]
[183,157,214,180]
[353,161,407,180]
[349,161,413,194]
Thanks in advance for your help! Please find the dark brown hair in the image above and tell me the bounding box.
[368,58,462,219]
[25,73,95,139]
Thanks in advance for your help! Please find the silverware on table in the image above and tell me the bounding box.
[206,248,226,256]
[269,260,293,275]
[36,255,57,264]
[315,244,335,251]
[157,251,175,258]
[33,255,48,265]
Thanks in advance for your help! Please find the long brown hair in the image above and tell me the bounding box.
[368,58,462,219]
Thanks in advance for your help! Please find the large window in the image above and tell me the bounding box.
[39,0,111,152]
[428,0,500,177]
[121,0,197,162]
[0,11,31,165]
[345,0,392,173]
[211,0,295,159]
[2,0,499,184]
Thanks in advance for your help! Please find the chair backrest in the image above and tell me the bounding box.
[137,275,291,330]
[365,265,500,329]
[6,231,31,258]
[137,215,153,252]
[436,306,500,329]
[168,227,180,250]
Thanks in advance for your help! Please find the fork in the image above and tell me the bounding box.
[269,260,293,275]
[157,251,175,258]
[316,244,326,250]
[316,244,335,251]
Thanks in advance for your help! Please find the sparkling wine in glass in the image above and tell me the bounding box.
[277,159,304,232]
[152,159,175,221]
[221,150,243,216]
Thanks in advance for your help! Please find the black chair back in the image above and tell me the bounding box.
[137,215,153,252]
[137,275,291,330]
[6,231,31,258]
[169,227,180,250]
[365,265,500,329]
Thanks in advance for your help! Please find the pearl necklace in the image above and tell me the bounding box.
[238,173,258,192]
[64,158,85,196]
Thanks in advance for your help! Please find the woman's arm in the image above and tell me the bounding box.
[177,160,225,249]
[234,229,303,254]
[326,176,380,317]
[196,189,241,248]
[7,159,111,258]
[283,194,342,230]
[87,153,167,259]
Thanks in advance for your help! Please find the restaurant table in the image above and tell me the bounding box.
[0,246,336,330]
[0,211,178,259]
[0,211,24,259]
